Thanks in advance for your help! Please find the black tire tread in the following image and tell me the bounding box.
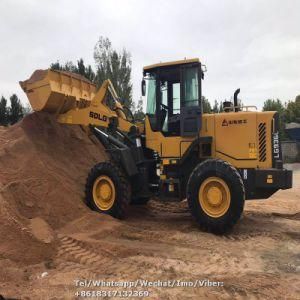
[187,159,245,234]
[85,162,130,219]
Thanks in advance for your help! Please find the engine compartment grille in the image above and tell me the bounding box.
[258,122,267,162]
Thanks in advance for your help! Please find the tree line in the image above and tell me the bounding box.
[262,96,300,140]
[0,36,299,135]
[202,95,300,140]
[0,94,29,126]
[202,97,224,114]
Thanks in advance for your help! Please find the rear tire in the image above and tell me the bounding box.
[187,159,245,234]
[85,162,130,219]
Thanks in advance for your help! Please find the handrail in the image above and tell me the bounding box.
[224,105,257,112]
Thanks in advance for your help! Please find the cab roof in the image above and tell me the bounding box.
[143,58,200,71]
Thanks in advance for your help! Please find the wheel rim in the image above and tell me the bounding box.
[198,177,231,218]
[93,175,115,210]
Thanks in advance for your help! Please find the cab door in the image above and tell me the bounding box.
[180,64,202,137]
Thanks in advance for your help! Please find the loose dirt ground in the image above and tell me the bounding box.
[0,114,299,299]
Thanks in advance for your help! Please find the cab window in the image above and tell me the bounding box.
[146,77,157,129]
[183,67,199,107]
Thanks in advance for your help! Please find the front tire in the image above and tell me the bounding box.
[85,162,130,219]
[187,159,245,234]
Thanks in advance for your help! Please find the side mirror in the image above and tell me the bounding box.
[141,79,146,96]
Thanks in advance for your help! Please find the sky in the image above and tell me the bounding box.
[0,0,300,110]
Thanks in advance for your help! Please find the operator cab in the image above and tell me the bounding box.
[142,58,204,137]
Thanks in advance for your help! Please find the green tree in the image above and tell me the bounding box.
[285,95,300,123]
[85,65,96,83]
[262,99,285,113]
[262,98,286,139]
[50,61,75,72]
[75,58,96,82]
[50,61,61,71]
[0,96,9,126]
[202,96,212,113]
[94,36,133,108]
[212,100,219,113]
[9,94,24,125]
[219,101,224,112]
[50,59,95,82]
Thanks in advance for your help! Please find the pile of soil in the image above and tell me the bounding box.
[0,112,106,265]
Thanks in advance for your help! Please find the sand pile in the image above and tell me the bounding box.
[0,112,106,264]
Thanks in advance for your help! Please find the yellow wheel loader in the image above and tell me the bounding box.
[20,59,292,234]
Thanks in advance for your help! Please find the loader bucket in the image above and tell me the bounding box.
[20,69,96,114]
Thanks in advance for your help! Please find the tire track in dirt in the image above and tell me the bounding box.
[56,232,253,283]
[55,235,154,279]
[56,235,116,273]
[220,273,298,300]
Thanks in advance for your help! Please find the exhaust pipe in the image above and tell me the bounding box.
[234,88,240,112]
